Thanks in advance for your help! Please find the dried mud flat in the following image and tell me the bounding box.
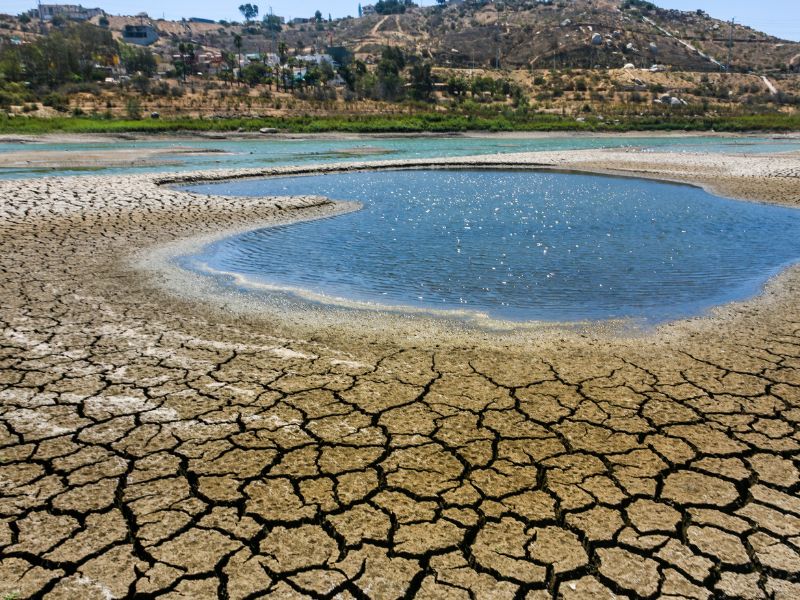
[1,149,800,600]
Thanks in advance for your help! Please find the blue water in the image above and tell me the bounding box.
[2,134,799,179]
[181,169,800,324]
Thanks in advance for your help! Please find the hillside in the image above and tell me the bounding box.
[269,0,800,73]
[4,1,799,75]
[1,0,799,129]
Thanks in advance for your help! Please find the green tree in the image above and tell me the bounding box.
[375,46,405,101]
[126,96,142,119]
[447,76,468,97]
[374,0,416,15]
[0,44,25,83]
[262,14,282,32]
[2,22,117,88]
[241,62,268,86]
[119,44,157,76]
[409,62,433,101]
[238,3,259,24]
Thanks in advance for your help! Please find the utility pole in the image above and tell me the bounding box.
[38,0,46,34]
[726,18,735,72]
[495,8,501,69]
[270,6,276,55]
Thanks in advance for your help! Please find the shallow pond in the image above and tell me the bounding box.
[181,169,800,324]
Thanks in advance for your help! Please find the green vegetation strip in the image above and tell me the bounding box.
[1,113,799,134]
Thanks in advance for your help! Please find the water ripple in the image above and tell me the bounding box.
[182,170,800,323]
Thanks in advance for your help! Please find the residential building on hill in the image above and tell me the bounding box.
[37,4,104,21]
[122,24,158,46]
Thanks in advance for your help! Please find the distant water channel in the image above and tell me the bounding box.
[3,134,800,179]
[180,169,800,324]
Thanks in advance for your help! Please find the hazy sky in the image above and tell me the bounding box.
[6,1,799,41]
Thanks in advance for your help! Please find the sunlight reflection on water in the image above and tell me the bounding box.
[182,169,800,323]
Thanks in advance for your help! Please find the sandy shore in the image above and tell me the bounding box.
[0,146,231,170]
[2,130,797,172]
[1,148,800,599]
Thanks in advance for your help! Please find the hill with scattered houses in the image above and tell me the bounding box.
[1,1,798,128]
[6,0,799,74]
[326,0,800,74]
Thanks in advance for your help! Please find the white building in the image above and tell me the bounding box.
[242,53,281,67]
[296,53,334,66]
[38,4,104,21]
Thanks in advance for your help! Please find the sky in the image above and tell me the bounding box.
[5,1,799,41]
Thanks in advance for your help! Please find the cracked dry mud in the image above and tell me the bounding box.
[1,149,800,599]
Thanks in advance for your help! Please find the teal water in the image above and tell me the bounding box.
[181,169,800,324]
[2,134,799,179]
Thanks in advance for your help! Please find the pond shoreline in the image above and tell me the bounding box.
[167,167,800,329]
[132,149,800,344]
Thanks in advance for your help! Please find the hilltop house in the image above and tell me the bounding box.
[37,4,104,21]
[122,24,158,46]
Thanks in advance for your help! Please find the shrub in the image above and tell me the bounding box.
[126,97,142,119]
[42,93,69,112]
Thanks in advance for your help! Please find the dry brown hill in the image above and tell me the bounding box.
[274,0,800,74]
[6,0,799,74]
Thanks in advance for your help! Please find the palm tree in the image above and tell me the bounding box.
[177,42,194,82]
[223,51,237,87]
[234,34,243,84]
[278,41,288,63]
